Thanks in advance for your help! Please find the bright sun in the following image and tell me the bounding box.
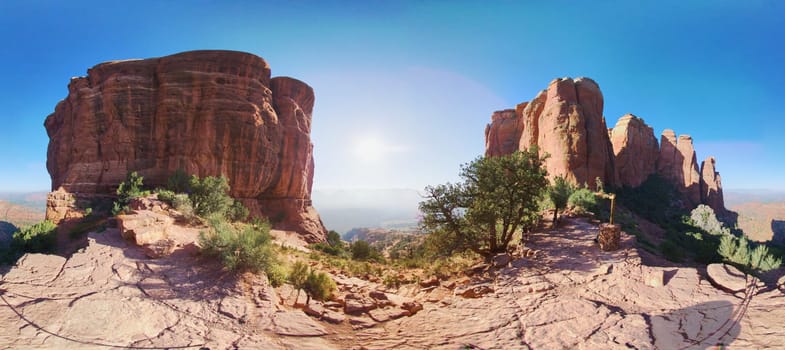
[353,137,387,162]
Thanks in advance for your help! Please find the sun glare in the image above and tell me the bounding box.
[353,137,387,162]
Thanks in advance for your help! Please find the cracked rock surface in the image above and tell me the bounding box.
[0,227,334,349]
[1,217,783,349]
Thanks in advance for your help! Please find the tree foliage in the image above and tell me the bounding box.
[719,234,782,272]
[189,175,233,217]
[113,171,148,215]
[548,176,575,226]
[690,205,729,236]
[419,149,548,258]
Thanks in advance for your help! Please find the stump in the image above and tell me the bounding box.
[598,223,621,251]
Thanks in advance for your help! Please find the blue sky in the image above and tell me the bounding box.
[1,1,783,192]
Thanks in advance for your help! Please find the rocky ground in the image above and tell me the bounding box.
[1,215,783,349]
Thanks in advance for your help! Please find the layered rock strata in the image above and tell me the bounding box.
[610,114,658,188]
[484,77,616,189]
[485,77,725,212]
[44,50,326,241]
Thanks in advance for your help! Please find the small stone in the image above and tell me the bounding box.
[419,276,440,288]
[645,269,664,287]
[492,253,512,268]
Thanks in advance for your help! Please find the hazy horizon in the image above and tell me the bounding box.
[2,1,785,192]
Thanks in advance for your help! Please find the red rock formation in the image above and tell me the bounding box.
[700,157,725,215]
[484,109,523,157]
[485,77,726,212]
[655,130,701,207]
[610,114,658,188]
[44,50,326,242]
[484,77,616,189]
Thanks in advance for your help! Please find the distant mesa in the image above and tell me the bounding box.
[484,77,725,213]
[43,50,326,242]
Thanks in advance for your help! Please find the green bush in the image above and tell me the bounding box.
[568,188,597,214]
[719,234,782,273]
[12,220,57,254]
[227,200,250,222]
[690,205,729,236]
[113,171,149,215]
[266,264,288,287]
[327,230,342,246]
[304,270,336,304]
[199,216,277,273]
[189,175,233,218]
[156,189,177,205]
[548,176,575,225]
[167,169,190,193]
[351,240,372,260]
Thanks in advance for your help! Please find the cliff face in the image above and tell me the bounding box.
[44,50,326,242]
[485,77,726,212]
[610,114,659,188]
[485,77,616,190]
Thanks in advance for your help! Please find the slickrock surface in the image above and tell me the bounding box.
[336,219,784,349]
[44,50,325,241]
[3,218,782,349]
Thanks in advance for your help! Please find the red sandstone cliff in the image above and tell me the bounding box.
[484,77,616,189]
[44,50,326,242]
[485,77,726,212]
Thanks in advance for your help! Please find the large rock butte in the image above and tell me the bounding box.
[485,77,725,211]
[484,77,616,189]
[44,50,326,242]
[610,114,659,188]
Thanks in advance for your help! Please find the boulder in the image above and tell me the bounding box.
[44,50,326,242]
[706,263,747,293]
[492,253,512,268]
[117,211,174,246]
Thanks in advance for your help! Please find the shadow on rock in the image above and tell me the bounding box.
[651,300,740,349]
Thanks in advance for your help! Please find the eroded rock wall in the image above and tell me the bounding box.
[485,77,725,211]
[485,77,616,189]
[44,50,326,241]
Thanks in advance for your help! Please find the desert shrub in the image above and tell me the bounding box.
[167,169,190,193]
[304,270,336,304]
[327,230,342,246]
[351,240,372,260]
[13,220,57,254]
[156,189,176,205]
[311,242,346,257]
[288,261,310,302]
[548,176,575,225]
[189,175,233,218]
[659,240,684,262]
[719,234,782,272]
[227,200,250,222]
[266,264,288,287]
[690,205,729,236]
[199,216,277,273]
[568,188,597,214]
[112,171,149,215]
